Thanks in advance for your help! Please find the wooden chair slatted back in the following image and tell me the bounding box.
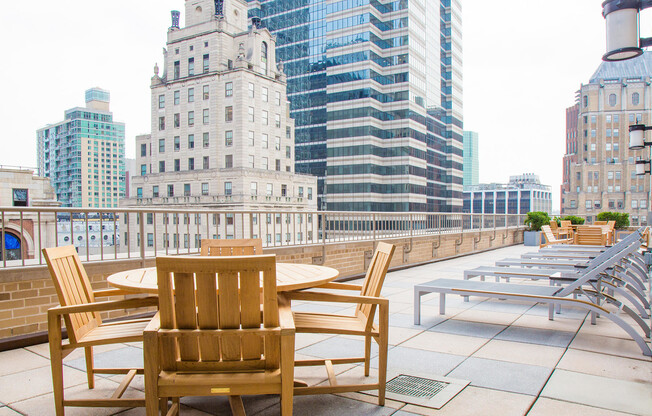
[156,255,279,372]
[43,246,100,343]
[594,221,607,225]
[607,220,616,230]
[560,220,572,228]
[357,243,395,329]
[200,239,263,256]
[541,225,557,243]
[575,226,606,245]
[549,221,558,231]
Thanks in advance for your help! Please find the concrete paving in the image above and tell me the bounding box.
[0,244,650,415]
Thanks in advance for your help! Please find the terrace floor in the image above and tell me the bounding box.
[0,244,650,416]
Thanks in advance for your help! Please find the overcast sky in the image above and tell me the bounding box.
[0,0,611,211]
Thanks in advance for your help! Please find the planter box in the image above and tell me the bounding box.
[523,231,542,246]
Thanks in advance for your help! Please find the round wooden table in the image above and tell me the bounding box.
[107,263,339,294]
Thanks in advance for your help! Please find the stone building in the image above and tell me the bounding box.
[0,167,60,260]
[561,53,652,225]
[125,0,317,213]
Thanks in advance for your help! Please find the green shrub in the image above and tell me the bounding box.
[596,212,629,229]
[524,211,551,231]
[561,215,585,225]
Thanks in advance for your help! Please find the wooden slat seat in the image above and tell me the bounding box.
[43,245,158,416]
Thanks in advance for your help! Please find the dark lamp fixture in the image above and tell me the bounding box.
[636,159,651,175]
[629,124,652,149]
[602,0,652,61]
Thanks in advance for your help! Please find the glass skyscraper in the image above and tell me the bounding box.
[247,0,463,212]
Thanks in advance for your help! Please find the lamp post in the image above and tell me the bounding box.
[602,0,652,61]
[629,126,652,224]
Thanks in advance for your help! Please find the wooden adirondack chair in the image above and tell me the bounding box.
[144,255,295,416]
[43,245,158,416]
[559,220,575,239]
[200,238,263,256]
[540,225,572,248]
[286,242,395,405]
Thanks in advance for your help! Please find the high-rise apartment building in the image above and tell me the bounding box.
[463,173,552,215]
[463,131,479,189]
[127,0,316,213]
[561,53,652,225]
[36,88,126,208]
[247,0,464,212]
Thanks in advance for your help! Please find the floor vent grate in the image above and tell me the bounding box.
[385,373,469,409]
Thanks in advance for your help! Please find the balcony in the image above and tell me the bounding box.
[0,207,649,414]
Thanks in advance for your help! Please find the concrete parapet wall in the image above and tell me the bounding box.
[0,228,523,342]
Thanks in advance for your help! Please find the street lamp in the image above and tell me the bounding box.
[629,124,652,149]
[602,0,652,61]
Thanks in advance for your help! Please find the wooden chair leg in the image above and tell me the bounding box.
[48,313,65,416]
[84,346,95,389]
[144,329,160,416]
[364,334,371,377]
[228,396,246,416]
[378,305,389,406]
[280,333,295,416]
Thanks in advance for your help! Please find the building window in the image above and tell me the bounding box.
[201,182,209,195]
[174,159,180,171]
[203,54,209,73]
[609,93,617,107]
[188,57,195,76]
[167,184,174,197]
[159,161,165,173]
[262,134,268,149]
[266,183,273,196]
[262,87,268,102]
[183,183,191,196]
[248,131,255,146]
[203,132,210,147]
[614,128,619,137]
[308,187,313,200]
[251,182,257,195]
[248,155,255,168]
[188,134,195,149]
[225,130,233,146]
[275,91,281,106]
[174,136,180,151]
[281,184,287,197]
[203,156,210,169]
[174,61,180,79]
[275,137,281,150]
[248,107,254,122]
[140,143,147,157]
[261,42,268,75]
[188,88,195,102]
[225,82,233,97]
[203,85,209,100]
[159,139,165,153]
[262,110,268,125]
[275,114,281,128]
[147,233,153,247]
[188,158,194,170]
[224,182,232,196]
[225,155,233,168]
[203,109,209,124]
[158,95,165,109]
[174,90,180,105]
[159,116,165,130]
[632,92,640,105]
[248,82,255,98]
[174,113,180,128]
[632,200,638,209]
[583,95,588,108]
[140,164,147,176]
[286,146,291,159]
[153,185,159,197]
[225,106,233,122]
[262,157,268,170]
[275,159,281,171]
[188,111,195,126]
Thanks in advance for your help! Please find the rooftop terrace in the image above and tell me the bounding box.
[0,244,649,416]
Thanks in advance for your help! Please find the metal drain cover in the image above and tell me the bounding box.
[385,373,469,409]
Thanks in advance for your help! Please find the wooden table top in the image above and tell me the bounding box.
[107,262,340,294]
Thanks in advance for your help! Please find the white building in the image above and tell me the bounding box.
[463,173,553,215]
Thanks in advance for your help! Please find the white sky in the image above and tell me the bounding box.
[0,0,610,211]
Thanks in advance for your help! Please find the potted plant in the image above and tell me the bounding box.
[523,211,551,246]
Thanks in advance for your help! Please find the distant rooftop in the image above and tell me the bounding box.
[589,51,652,83]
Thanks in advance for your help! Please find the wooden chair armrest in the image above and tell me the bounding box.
[144,312,161,334]
[287,290,388,305]
[311,282,363,291]
[48,297,158,317]
[93,288,136,297]
[277,294,295,332]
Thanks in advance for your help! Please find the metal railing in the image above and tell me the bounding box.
[0,206,525,269]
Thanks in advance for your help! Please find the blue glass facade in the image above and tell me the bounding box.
[248,0,463,212]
